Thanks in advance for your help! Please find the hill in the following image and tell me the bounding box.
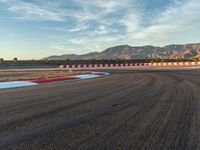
[44,43,200,60]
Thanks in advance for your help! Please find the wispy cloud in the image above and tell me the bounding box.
[49,44,68,52]
[0,0,66,21]
[120,12,141,34]
[1,0,200,59]
[68,24,90,32]
[132,0,200,45]
[71,0,131,22]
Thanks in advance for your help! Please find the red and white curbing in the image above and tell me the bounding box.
[0,72,109,90]
[60,63,148,69]
[60,62,200,69]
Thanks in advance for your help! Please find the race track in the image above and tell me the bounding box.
[1,69,200,150]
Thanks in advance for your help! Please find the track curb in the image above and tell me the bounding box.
[0,72,109,90]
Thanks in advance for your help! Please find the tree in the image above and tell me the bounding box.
[177,58,183,62]
[116,58,121,64]
[100,59,106,64]
[44,58,49,64]
[192,57,199,62]
[66,59,71,65]
[55,61,61,65]
[145,58,150,63]
[160,59,165,62]
[154,58,161,62]
[0,58,4,65]
[90,58,97,64]
[13,57,18,63]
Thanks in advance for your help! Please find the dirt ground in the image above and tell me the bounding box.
[0,70,87,82]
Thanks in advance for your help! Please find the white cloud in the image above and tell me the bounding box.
[71,0,131,22]
[98,25,108,35]
[68,24,89,32]
[49,45,66,51]
[69,38,86,44]
[1,0,200,58]
[68,34,123,52]
[0,0,66,21]
[89,25,109,35]
[132,0,200,45]
[120,12,141,33]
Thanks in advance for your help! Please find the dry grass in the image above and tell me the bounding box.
[0,70,87,82]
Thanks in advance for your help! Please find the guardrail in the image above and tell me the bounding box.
[59,62,200,69]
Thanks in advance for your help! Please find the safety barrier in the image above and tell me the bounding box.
[148,61,200,66]
[60,61,200,69]
[60,63,148,69]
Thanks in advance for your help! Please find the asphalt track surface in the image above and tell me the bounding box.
[1,68,200,150]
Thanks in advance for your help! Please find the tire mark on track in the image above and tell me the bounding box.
[0,74,153,136]
[0,74,180,149]
[74,73,192,149]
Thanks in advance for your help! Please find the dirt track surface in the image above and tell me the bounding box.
[1,69,200,150]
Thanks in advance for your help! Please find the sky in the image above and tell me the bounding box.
[0,0,200,60]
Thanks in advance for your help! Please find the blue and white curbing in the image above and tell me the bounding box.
[0,72,109,90]
[74,72,109,80]
[0,81,39,90]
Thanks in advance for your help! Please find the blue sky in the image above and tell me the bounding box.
[0,0,200,60]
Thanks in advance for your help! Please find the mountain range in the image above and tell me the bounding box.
[45,43,200,60]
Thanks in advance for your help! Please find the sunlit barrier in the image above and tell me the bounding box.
[59,61,200,69]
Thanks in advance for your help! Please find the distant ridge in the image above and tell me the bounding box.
[44,43,200,60]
